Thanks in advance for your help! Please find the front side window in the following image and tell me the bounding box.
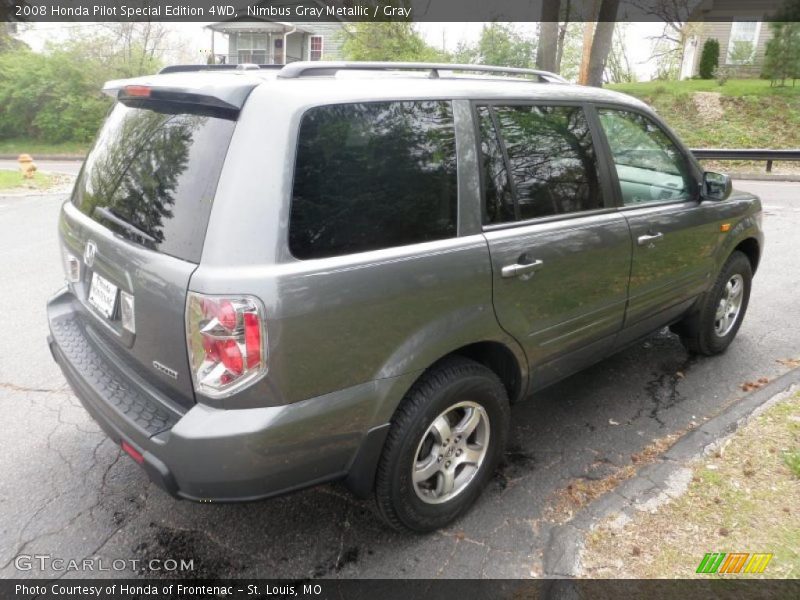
[598,109,695,206]
[478,104,604,223]
[290,101,457,259]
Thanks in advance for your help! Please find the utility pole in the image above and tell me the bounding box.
[578,0,601,84]
[578,21,594,84]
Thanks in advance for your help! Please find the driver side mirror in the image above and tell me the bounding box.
[702,171,732,201]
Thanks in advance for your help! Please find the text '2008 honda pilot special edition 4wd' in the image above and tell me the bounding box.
[48,62,763,532]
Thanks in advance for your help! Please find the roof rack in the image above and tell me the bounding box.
[158,64,284,75]
[157,61,571,84]
[276,61,569,83]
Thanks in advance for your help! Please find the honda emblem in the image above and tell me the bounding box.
[84,240,97,267]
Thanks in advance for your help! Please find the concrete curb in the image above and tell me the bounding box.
[543,366,800,578]
[0,154,85,161]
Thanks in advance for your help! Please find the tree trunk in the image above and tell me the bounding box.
[555,0,572,72]
[536,0,561,72]
[586,0,620,87]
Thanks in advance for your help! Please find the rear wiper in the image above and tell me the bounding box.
[93,206,157,244]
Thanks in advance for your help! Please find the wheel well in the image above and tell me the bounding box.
[448,341,523,403]
[735,238,760,274]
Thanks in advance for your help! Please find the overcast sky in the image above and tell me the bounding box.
[17,21,668,81]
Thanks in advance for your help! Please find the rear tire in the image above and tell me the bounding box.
[679,251,752,356]
[374,357,510,532]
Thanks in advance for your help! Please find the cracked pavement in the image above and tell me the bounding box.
[0,179,798,579]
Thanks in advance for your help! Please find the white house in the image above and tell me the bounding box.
[207,1,347,65]
[680,0,778,79]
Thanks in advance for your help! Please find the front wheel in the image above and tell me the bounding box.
[679,251,753,356]
[374,357,510,532]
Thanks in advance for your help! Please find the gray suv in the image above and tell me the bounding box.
[47,62,763,532]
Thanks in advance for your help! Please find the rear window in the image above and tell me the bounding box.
[289,101,457,260]
[478,104,604,223]
[72,104,236,263]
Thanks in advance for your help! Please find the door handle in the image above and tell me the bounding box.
[637,232,664,246]
[501,259,544,279]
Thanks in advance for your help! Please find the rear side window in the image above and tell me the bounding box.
[290,101,457,260]
[72,104,235,263]
[478,104,604,223]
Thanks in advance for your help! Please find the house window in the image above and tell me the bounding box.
[310,35,323,61]
[726,21,760,64]
[237,33,267,64]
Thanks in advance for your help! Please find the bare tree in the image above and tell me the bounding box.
[586,0,621,86]
[630,0,696,79]
[537,0,561,71]
[555,0,573,72]
[606,23,637,82]
[101,23,171,77]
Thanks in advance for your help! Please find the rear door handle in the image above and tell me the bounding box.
[501,259,544,279]
[637,232,664,246]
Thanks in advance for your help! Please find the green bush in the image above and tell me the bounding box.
[762,21,800,86]
[715,66,732,86]
[0,37,161,144]
[698,38,720,79]
[0,46,110,143]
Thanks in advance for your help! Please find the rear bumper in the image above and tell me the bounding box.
[47,288,405,501]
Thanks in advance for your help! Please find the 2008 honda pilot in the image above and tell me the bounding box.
[47,62,763,532]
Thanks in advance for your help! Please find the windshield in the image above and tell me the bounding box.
[71,103,236,263]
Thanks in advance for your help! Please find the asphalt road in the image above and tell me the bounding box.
[0,179,798,579]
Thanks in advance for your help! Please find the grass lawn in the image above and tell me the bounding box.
[581,391,800,578]
[607,79,800,153]
[0,169,64,191]
[0,139,89,157]
[609,77,800,98]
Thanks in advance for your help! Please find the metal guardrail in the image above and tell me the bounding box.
[692,148,800,173]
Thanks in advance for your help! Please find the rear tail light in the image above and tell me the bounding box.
[123,85,151,98]
[185,292,267,398]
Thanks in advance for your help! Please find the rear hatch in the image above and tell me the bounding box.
[59,75,255,408]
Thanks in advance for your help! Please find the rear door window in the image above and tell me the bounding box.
[477,104,605,223]
[289,101,457,260]
[72,104,236,263]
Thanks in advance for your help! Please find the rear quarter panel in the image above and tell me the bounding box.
[190,84,523,418]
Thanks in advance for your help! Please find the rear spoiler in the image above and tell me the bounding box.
[102,76,258,114]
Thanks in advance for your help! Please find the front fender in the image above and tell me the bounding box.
[713,192,764,274]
